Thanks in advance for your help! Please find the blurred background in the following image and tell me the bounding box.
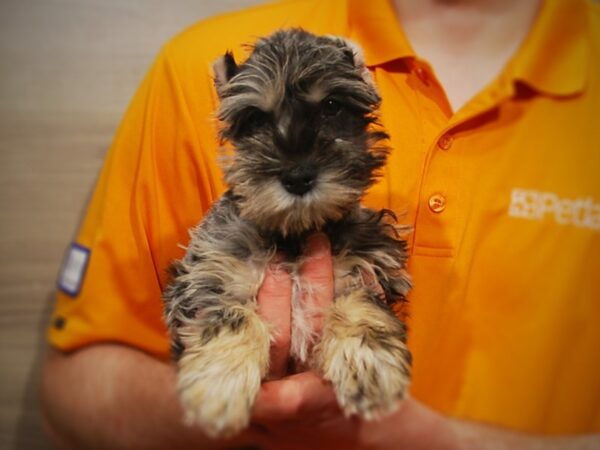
[0,1,260,448]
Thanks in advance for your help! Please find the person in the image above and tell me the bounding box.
[41,0,600,448]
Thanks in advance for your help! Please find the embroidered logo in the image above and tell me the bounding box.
[508,188,600,231]
[57,243,91,297]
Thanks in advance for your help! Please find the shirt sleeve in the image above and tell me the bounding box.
[48,45,223,360]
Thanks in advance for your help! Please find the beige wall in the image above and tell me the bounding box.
[0,1,260,448]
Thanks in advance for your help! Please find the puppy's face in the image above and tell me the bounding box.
[214,29,388,236]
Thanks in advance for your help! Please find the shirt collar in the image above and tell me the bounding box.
[347,0,590,97]
[505,0,589,97]
[348,0,414,66]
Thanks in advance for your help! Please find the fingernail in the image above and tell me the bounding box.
[267,263,282,277]
[305,233,330,258]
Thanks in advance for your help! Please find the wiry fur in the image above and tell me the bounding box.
[163,29,412,438]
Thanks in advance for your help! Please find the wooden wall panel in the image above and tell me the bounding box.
[0,1,260,448]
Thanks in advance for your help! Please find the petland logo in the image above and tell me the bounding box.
[508,188,600,231]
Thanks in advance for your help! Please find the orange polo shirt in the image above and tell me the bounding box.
[49,0,600,435]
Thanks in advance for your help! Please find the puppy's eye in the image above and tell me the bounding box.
[245,108,270,129]
[233,107,270,137]
[321,98,342,117]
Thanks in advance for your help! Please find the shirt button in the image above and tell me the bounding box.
[428,194,447,213]
[438,133,453,150]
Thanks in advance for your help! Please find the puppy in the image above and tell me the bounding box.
[163,29,412,438]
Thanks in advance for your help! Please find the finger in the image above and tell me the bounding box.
[299,233,334,336]
[252,371,338,424]
[257,254,292,379]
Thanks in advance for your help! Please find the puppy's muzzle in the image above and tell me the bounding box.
[280,166,317,196]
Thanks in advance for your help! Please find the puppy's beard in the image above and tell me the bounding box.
[233,172,362,236]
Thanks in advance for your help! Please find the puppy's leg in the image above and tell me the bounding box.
[315,206,411,418]
[313,287,411,419]
[163,196,273,437]
[166,255,271,437]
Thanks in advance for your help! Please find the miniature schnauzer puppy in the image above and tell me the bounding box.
[163,29,412,438]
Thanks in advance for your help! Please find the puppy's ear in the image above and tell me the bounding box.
[326,36,374,87]
[339,38,367,69]
[213,51,238,97]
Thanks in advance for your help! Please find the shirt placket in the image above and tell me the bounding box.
[396,58,516,410]
[408,59,514,257]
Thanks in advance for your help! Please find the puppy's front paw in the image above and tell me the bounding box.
[177,355,259,437]
[325,334,410,419]
[176,318,270,438]
[315,289,411,420]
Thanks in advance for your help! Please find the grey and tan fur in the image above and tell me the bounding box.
[163,29,412,438]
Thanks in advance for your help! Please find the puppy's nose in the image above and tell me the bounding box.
[281,167,317,196]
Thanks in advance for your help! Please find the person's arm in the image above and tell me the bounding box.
[40,345,259,450]
[40,41,239,450]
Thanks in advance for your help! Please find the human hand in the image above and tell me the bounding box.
[252,233,362,449]
[250,233,452,450]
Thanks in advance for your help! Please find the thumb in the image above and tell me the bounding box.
[252,371,339,424]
